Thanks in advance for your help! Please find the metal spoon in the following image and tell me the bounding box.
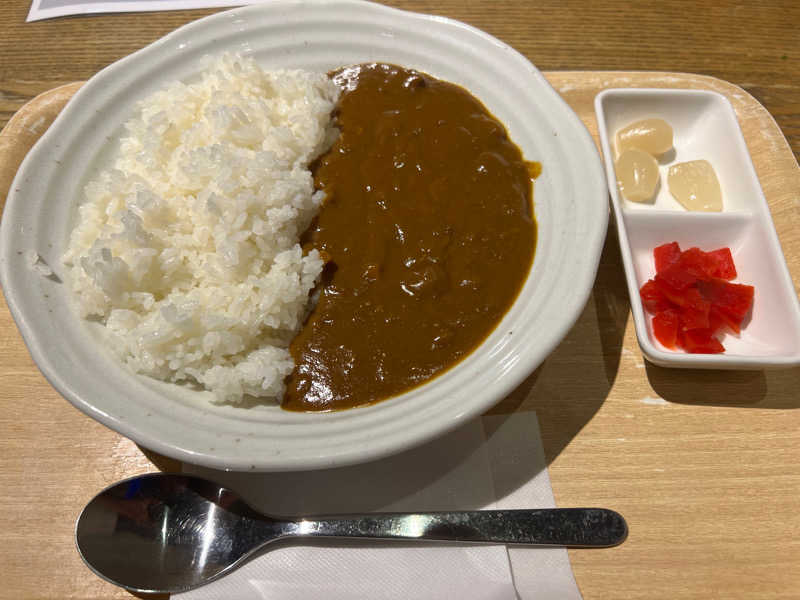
[76,473,627,594]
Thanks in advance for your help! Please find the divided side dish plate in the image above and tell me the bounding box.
[0,0,607,471]
[595,88,800,369]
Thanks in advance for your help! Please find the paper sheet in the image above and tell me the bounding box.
[27,0,264,22]
[178,412,582,600]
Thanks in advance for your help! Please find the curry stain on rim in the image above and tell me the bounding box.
[283,63,539,412]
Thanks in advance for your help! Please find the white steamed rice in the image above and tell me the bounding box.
[62,54,340,403]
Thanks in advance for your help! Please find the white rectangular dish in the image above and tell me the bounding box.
[595,88,800,369]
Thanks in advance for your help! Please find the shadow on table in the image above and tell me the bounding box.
[187,415,500,515]
[645,363,800,409]
[138,446,183,473]
[128,592,168,600]
[490,229,630,467]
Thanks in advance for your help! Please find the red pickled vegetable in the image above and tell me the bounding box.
[653,276,688,306]
[654,242,681,273]
[678,247,719,280]
[653,309,679,349]
[681,329,725,354]
[638,242,753,354]
[678,288,710,330]
[696,278,754,321]
[656,262,698,291]
[640,280,671,313]
[709,304,741,334]
[706,248,736,280]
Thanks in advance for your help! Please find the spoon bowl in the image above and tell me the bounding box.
[76,473,627,594]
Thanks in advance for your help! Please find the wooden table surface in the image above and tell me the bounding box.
[1,2,799,599]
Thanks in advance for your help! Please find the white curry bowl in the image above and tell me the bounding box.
[0,0,607,471]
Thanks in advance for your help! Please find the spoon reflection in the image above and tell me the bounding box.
[76,473,627,594]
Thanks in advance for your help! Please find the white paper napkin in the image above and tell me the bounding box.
[27,0,265,22]
[178,412,582,600]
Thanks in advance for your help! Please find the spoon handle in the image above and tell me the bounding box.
[286,508,627,548]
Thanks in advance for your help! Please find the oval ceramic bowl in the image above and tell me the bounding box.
[0,0,607,471]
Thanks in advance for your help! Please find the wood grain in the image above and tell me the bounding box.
[1,1,798,161]
[0,3,799,598]
[0,83,82,211]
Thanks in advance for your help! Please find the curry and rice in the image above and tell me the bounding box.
[63,54,537,411]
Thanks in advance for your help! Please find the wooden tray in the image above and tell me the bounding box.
[1,72,798,600]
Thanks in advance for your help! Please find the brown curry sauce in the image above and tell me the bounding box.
[282,63,537,412]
